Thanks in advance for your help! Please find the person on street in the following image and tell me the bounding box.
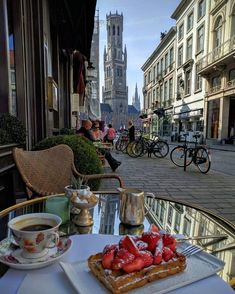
[128,120,135,142]
[77,120,121,172]
[106,124,116,145]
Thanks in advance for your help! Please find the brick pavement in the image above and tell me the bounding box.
[100,150,235,225]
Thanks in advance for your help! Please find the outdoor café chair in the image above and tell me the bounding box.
[13,144,124,199]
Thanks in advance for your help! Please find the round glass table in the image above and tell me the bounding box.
[0,192,234,292]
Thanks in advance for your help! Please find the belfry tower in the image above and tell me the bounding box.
[103,11,128,129]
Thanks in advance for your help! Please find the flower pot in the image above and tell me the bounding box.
[64,185,90,198]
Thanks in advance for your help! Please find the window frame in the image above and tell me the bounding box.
[198,0,206,21]
[178,45,183,67]
[178,22,184,41]
[187,11,194,32]
[196,23,205,53]
[186,35,193,61]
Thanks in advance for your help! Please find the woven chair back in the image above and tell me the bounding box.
[13,144,74,197]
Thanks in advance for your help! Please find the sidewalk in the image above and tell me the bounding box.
[100,150,235,226]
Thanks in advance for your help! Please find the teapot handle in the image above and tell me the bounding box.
[145,192,157,216]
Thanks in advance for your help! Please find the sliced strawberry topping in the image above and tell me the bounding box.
[122,257,145,273]
[135,240,148,250]
[153,247,162,265]
[141,232,161,252]
[162,234,177,252]
[111,248,135,270]
[102,248,116,269]
[121,236,140,256]
[102,244,118,255]
[149,224,160,233]
[162,247,174,262]
[139,250,153,268]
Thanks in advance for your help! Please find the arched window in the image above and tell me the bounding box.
[108,26,110,36]
[117,26,120,35]
[229,69,235,81]
[213,16,223,48]
[231,4,235,36]
[112,25,115,35]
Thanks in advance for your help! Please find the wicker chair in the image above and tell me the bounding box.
[13,144,124,198]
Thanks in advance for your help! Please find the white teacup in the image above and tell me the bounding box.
[8,213,62,259]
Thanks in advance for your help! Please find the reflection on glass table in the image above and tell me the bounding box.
[0,192,234,288]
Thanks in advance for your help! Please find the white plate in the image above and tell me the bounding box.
[65,243,225,294]
[0,237,72,270]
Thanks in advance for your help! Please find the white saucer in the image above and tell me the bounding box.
[0,237,72,270]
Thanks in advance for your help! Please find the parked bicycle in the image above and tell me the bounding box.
[127,131,169,158]
[170,133,211,174]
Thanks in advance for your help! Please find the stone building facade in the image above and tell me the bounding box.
[102,12,128,130]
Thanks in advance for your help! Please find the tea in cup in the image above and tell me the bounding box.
[8,213,62,259]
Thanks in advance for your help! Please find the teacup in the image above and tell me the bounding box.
[8,213,62,259]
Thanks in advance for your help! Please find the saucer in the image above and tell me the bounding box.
[0,237,72,270]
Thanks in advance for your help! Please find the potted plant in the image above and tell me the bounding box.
[64,175,90,198]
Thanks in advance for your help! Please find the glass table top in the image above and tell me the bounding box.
[0,192,235,286]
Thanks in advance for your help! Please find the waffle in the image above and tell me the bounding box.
[88,252,186,294]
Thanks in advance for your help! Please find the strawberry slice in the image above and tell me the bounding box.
[139,250,153,268]
[153,247,162,265]
[111,248,135,270]
[149,224,160,233]
[102,244,118,255]
[102,248,116,269]
[121,236,140,256]
[122,257,145,273]
[141,232,161,252]
[162,234,177,252]
[136,240,148,250]
[162,247,174,262]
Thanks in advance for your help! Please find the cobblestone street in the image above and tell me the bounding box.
[101,150,235,225]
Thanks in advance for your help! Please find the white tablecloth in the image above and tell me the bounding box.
[0,234,233,294]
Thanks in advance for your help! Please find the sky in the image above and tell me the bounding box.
[97,0,181,108]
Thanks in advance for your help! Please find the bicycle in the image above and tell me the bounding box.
[170,133,211,174]
[127,131,169,158]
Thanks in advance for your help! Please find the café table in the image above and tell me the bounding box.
[0,192,234,293]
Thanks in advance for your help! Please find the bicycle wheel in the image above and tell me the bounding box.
[170,146,193,167]
[120,139,129,153]
[132,140,144,157]
[126,141,138,157]
[153,141,169,158]
[195,147,211,174]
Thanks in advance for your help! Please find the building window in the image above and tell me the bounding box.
[197,25,204,53]
[148,92,151,108]
[232,5,235,36]
[112,25,115,35]
[160,202,165,223]
[229,69,235,81]
[169,78,173,101]
[186,36,193,60]
[183,218,191,237]
[178,45,183,67]
[167,205,173,225]
[169,47,174,68]
[198,0,206,20]
[153,66,156,82]
[185,70,192,95]
[214,16,223,48]
[195,64,202,91]
[160,58,164,75]
[165,53,168,74]
[178,22,184,41]
[117,26,120,36]
[108,26,110,35]
[157,62,160,77]
[148,71,151,83]
[153,89,156,102]
[164,81,168,103]
[211,75,221,92]
[145,75,147,86]
[117,66,122,77]
[160,84,163,104]
[187,11,194,32]
[174,211,181,233]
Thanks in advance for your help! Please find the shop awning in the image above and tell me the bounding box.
[50,0,97,62]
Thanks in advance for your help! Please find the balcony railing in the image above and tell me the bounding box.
[197,35,235,71]
[208,84,221,94]
[226,79,235,89]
